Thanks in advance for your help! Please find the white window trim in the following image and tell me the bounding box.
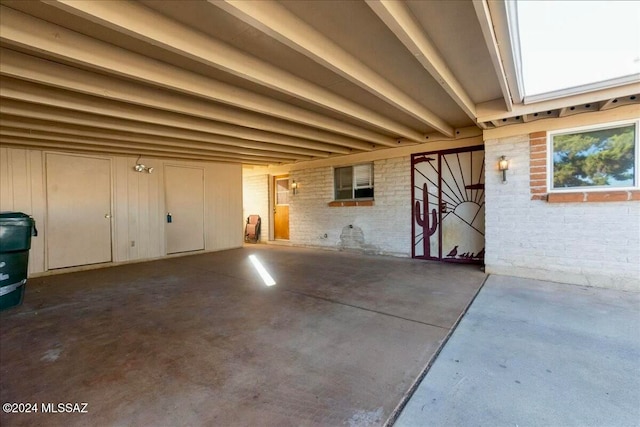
[547,119,640,193]
[334,163,374,201]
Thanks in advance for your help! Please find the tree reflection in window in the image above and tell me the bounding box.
[552,124,636,189]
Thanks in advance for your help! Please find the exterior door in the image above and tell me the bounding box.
[46,153,112,269]
[165,165,205,254]
[273,175,290,240]
[412,147,485,263]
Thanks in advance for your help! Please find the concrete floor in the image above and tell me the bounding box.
[395,275,640,427]
[0,245,485,426]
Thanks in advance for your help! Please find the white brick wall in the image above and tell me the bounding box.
[242,174,269,242]
[485,135,640,291]
[289,157,412,256]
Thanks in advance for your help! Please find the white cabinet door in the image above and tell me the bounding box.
[46,153,112,269]
[165,165,205,254]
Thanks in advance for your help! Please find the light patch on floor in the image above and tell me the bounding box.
[249,254,276,286]
[41,348,62,362]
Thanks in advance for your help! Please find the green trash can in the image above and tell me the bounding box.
[0,212,37,311]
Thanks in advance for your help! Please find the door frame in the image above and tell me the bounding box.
[44,151,115,271]
[272,174,290,240]
[411,145,485,264]
[164,164,205,255]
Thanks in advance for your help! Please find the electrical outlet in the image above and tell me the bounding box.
[131,240,135,247]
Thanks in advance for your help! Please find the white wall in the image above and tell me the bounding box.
[0,147,243,275]
[242,136,484,256]
[285,157,411,256]
[484,135,640,291]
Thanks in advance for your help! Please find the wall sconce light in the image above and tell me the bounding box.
[291,180,298,195]
[498,155,509,183]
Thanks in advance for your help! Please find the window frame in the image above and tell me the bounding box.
[333,163,374,201]
[547,119,639,193]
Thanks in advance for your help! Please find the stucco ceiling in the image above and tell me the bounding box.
[0,0,638,165]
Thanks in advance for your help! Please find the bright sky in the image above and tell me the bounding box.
[516,0,640,97]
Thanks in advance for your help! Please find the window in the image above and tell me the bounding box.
[334,163,373,200]
[550,121,638,191]
[275,178,289,205]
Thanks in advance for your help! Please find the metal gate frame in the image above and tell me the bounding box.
[411,145,485,264]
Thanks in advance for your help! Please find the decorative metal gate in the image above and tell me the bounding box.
[411,146,485,264]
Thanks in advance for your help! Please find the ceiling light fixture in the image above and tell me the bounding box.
[134,155,154,173]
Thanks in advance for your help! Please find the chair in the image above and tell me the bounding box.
[244,215,261,243]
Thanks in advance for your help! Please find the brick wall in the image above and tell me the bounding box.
[242,174,269,242]
[289,157,411,256]
[485,135,640,290]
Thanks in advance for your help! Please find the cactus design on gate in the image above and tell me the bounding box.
[415,183,437,258]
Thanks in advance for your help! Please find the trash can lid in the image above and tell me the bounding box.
[0,212,32,219]
[0,212,34,224]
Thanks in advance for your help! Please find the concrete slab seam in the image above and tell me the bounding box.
[284,289,450,329]
[384,273,491,427]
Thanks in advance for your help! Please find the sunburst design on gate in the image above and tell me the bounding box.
[412,149,485,263]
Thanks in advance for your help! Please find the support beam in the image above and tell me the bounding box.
[0,5,398,147]
[0,116,329,159]
[0,81,355,154]
[0,101,348,160]
[0,113,332,161]
[472,0,514,111]
[213,0,454,137]
[0,48,368,150]
[365,0,477,123]
[40,1,426,142]
[0,128,299,163]
[0,137,274,165]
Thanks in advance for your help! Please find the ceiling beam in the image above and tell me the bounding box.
[0,80,355,154]
[0,101,353,161]
[0,122,317,160]
[0,112,332,160]
[0,5,398,147]
[213,0,454,137]
[0,137,274,165]
[0,128,300,163]
[471,0,514,111]
[0,48,369,151]
[40,0,426,142]
[365,0,477,124]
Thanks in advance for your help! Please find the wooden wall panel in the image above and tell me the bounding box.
[113,156,130,263]
[27,150,45,274]
[206,162,243,250]
[0,148,45,274]
[0,147,14,209]
[127,160,139,260]
[0,147,243,276]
